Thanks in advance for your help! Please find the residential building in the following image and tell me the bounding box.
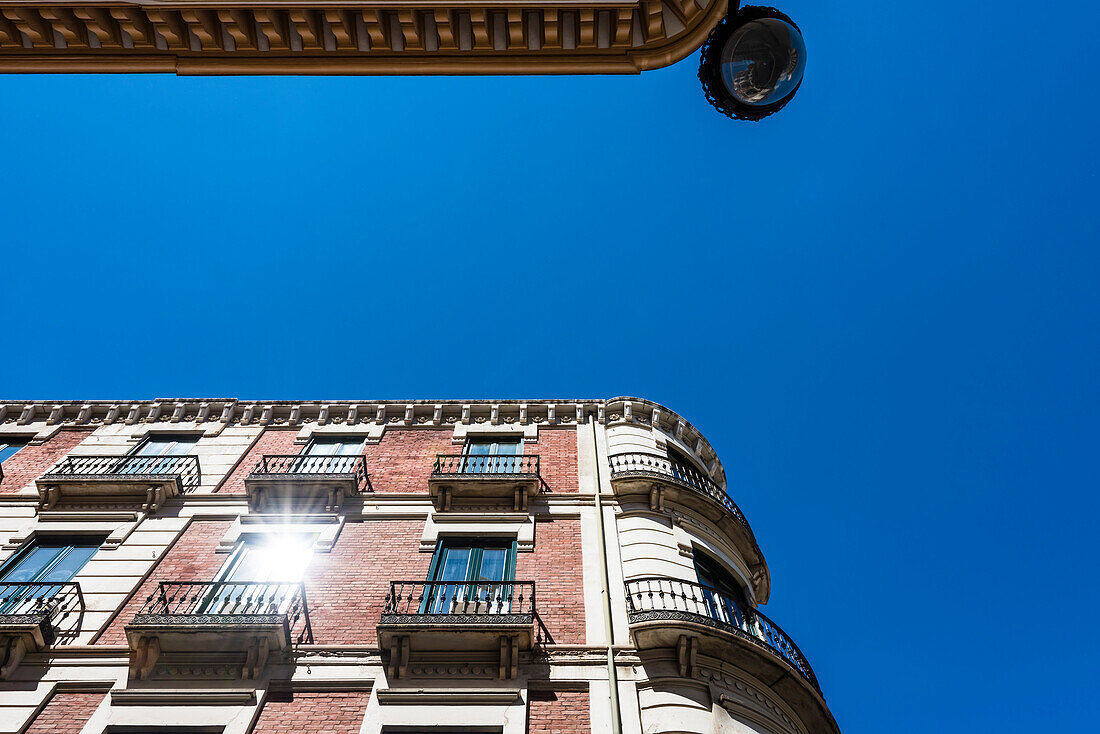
[0,398,839,734]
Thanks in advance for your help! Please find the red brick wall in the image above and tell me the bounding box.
[533,427,578,494]
[518,518,586,645]
[363,428,454,493]
[97,520,232,644]
[305,519,431,645]
[0,429,92,493]
[217,429,298,493]
[25,692,105,734]
[250,691,369,734]
[528,689,591,733]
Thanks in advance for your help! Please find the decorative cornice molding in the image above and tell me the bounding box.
[374,688,520,705]
[0,397,726,482]
[110,689,257,706]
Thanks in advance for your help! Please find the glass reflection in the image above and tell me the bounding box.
[720,18,806,106]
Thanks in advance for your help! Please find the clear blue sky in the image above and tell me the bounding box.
[2,1,1098,732]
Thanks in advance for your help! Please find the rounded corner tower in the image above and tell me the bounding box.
[601,396,840,734]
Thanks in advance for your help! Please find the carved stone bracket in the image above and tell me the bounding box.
[387,635,410,679]
[131,635,161,680]
[0,634,28,679]
[677,634,698,678]
[499,635,520,680]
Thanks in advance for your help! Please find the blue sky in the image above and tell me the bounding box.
[2,1,1098,732]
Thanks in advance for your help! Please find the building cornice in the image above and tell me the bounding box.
[1,396,729,488]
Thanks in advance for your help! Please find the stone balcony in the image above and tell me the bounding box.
[245,454,370,512]
[0,581,84,678]
[377,580,535,680]
[428,454,541,512]
[125,580,313,680]
[36,455,200,512]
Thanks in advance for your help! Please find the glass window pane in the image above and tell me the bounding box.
[39,545,98,583]
[136,435,199,456]
[438,548,472,581]
[0,546,66,583]
[478,549,507,582]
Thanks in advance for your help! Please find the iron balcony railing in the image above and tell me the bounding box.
[382,580,536,620]
[625,577,820,692]
[135,581,313,644]
[608,452,752,534]
[249,454,370,492]
[43,455,201,490]
[431,454,540,478]
[0,581,85,644]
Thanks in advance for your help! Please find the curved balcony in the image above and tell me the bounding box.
[625,577,838,734]
[609,452,751,532]
[36,455,201,512]
[245,454,370,512]
[608,453,767,597]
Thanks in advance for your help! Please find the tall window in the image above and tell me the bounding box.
[300,436,364,473]
[694,553,749,629]
[462,437,521,473]
[0,537,101,612]
[204,533,317,613]
[305,437,364,456]
[424,538,517,614]
[133,435,200,456]
[0,439,28,464]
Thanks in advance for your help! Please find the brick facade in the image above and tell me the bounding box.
[362,428,455,493]
[217,428,298,493]
[534,427,579,494]
[24,692,105,734]
[527,690,591,733]
[0,428,91,493]
[97,520,233,644]
[250,691,370,734]
[305,518,433,645]
[518,517,586,645]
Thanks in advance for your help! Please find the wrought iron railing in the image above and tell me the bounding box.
[624,577,820,692]
[134,581,313,644]
[382,580,536,620]
[432,454,540,478]
[608,452,751,533]
[249,454,370,492]
[0,581,85,644]
[43,455,201,490]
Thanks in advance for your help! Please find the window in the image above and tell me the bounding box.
[132,434,200,457]
[204,533,316,613]
[462,437,521,473]
[424,538,517,614]
[305,436,364,456]
[0,537,101,613]
[0,438,28,464]
[693,553,750,629]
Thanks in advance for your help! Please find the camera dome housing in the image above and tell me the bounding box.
[700,6,807,121]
